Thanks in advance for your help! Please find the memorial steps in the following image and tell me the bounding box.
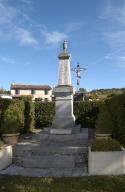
[0,128,91,177]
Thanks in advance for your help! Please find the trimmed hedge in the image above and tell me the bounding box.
[34,101,100,129]
[95,101,114,134]
[0,99,24,134]
[107,93,125,146]
[95,93,125,146]
[0,97,34,134]
[35,102,55,128]
[19,96,35,133]
[74,101,100,128]
[91,138,122,151]
[0,140,4,148]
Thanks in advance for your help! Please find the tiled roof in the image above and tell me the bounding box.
[11,84,52,90]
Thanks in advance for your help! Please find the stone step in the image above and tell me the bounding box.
[18,139,89,147]
[19,155,76,168]
[13,145,88,166]
[14,155,87,169]
[14,145,88,156]
[14,153,86,165]
[0,164,88,177]
[12,130,89,172]
[33,129,88,140]
[20,129,89,146]
[31,139,88,145]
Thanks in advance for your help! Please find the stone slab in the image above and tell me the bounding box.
[22,155,75,168]
[14,146,87,156]
[50,128,72,135]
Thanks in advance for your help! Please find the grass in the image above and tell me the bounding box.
[0,175,125,192]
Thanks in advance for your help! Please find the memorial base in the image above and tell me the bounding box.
[50,128,72,135]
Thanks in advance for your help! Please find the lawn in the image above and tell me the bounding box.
[0,175,125,192]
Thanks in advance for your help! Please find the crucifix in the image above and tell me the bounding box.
[72,63,86,91]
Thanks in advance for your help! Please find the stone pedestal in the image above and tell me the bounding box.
[51,86,75,133]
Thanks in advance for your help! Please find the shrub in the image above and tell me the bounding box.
[19,96,35,133]
[91,138,122,151]
[95,101,114,134]
[34,101,100,129]
[23,101,35,133]
[0,140,4,149]
[74,101,100,128]
[107,93,125,146]
[35,102,55,128]
[0,100,24,134]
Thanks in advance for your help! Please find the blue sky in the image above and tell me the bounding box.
[0,0,125,91]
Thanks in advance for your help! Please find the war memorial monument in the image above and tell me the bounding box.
[0,41,89,176]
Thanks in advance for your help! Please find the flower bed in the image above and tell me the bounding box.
[89,139,125,175]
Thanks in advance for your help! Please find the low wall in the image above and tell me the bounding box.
[88,148,125,175]
[0,145,12,170]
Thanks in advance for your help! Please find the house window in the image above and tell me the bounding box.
[31,89,35,95]
[44,90,48,95]
[15,89,20,94]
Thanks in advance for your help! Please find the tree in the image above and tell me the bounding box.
[0,88,10,94]
[79,88,87,93]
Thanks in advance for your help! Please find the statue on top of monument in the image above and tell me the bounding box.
[63,40,68,52]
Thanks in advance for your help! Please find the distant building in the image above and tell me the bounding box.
[10,84,52,102]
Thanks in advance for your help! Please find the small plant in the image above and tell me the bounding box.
[91,138,122,151]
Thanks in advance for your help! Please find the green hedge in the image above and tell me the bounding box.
[0,97,35,134]
[0,99,24,134]
[0,140,4,148]
[95,93,125,146]
[95,101,114,134]
[34,101,100,129]
[107,93,125,145]
[19,96,35,133]
[35,102,55,128]
[74,101,100,128]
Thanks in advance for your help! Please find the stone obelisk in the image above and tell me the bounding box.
[51,40,75,134]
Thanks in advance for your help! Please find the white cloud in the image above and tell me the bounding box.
[119,56,125,60]
[0,0,81,49]
[100,1,125,27]
[15,27,39,47]
[41,29,68,46]
[21,0,32,6]
[0,0,38,48]
[0,1,17,25]
[104,31,125,48]
[0,56,16,64]
[99,0,125,70]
